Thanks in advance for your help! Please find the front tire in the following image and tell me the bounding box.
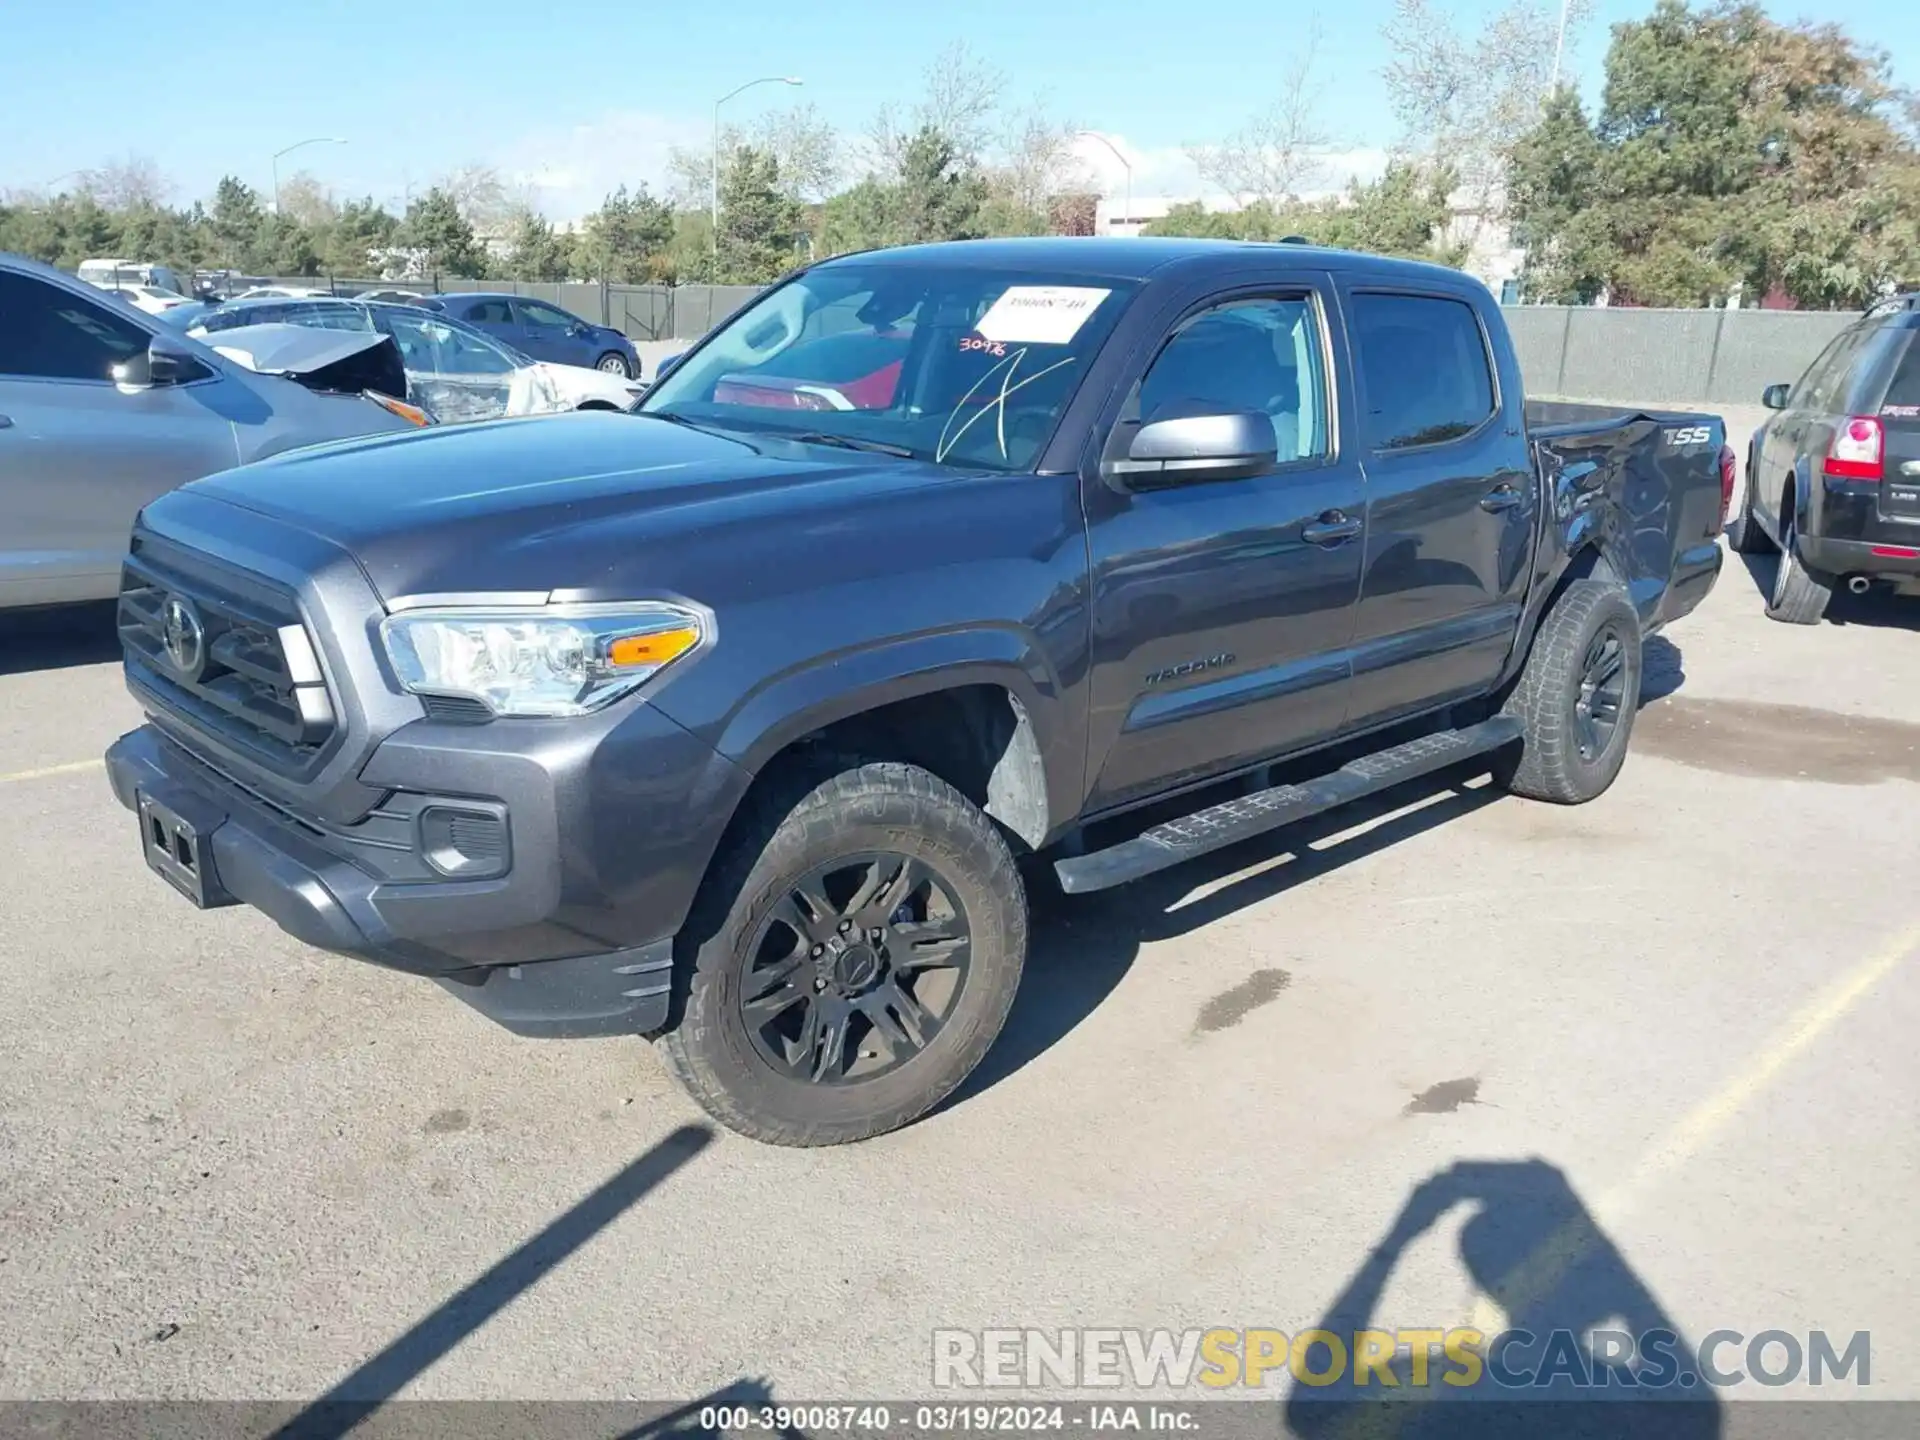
[661,760,1027,1147]
[1495,579,1643,805]
[595,351,633,378]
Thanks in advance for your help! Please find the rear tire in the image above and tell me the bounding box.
[1494,579,1643,805]
[1764,520,1833,625]
[660,760,1027,1147]
[1726,457,1773,554]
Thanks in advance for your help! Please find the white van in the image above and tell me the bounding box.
[77,258,185,296]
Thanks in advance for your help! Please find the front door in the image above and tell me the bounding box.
[1082,282,1367,814]
[514,299,586,366]
[1339,287,1537,729]
[0,271,237,605]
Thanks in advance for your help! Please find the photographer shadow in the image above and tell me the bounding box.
[1285,1158,1720,1440]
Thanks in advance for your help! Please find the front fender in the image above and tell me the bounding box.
[695,624,1078,836]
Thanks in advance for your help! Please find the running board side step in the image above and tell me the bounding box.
[1053,716,1523,895]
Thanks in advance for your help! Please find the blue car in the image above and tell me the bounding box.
[427,292,639,377]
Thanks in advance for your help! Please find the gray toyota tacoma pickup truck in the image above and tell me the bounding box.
[106,238,1727,1146]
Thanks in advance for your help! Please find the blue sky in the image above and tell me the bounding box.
[2,0,1913,220]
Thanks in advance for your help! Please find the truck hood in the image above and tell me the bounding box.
[188,411,961,602]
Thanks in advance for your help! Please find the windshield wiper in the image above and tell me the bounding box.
[788,431,918,458]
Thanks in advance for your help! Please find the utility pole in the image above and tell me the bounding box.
[1076,132,1133,236]
[711,77,803,255]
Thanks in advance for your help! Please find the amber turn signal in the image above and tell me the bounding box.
[607,627,700,669]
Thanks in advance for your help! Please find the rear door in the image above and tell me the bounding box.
[1759,319,1871,534]
[1338,285,1536,730]
[1081,274,1367,813]
[0,270,239,605]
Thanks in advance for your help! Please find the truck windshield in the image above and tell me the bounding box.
[638,263,1139,471]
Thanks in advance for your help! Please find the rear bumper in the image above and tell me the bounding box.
[105,707,747,1038]
[1652,538,1724,630]
[1801,532,1920,583]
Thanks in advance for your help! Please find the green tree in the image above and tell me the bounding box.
[578,185,672,282]
[714,147,802,284]
[400,187,485,278]
[892,127,989,245]
[323,198,399,277]
[1508,0,1920,307]
[208,176,267,269]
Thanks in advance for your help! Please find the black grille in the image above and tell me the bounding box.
[118,539,336,772]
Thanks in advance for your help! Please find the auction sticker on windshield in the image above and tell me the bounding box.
[973,286,1113,345]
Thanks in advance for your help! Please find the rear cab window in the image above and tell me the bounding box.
[1347,291,1497,449]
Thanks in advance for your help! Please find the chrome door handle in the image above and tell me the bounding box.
[1301,511,1362,546]
[1480,484,1523,512]
[0,414,13,429]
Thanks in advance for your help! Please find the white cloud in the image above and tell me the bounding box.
[493,109,709,223]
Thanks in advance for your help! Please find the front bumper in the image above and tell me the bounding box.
[105,704,750,1038]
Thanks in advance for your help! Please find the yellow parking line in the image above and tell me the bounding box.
[0,758,104,785]
[1469,916,1920,1333]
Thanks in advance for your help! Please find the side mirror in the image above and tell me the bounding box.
[1103,411,1277,489]
[112,334,208,388]
[568,321,590,337]
[1762,383,1791,410]
[656,352,685,380]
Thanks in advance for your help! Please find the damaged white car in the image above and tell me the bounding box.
[187,296,645,424]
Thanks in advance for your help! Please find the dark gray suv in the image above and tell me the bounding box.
[1730,293,1920,622]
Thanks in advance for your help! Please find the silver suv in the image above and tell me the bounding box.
[0,254,419,610]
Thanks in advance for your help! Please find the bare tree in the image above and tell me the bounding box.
[995,99,1090,215]
[274,171,338,229]
[669,104,841,207]
[865,40,1008,177]
[1189,19,1333,206]
[437,163,513,231]
[1382,0,1594,203]
[76,155,173,209]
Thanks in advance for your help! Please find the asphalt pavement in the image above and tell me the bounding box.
[1,482,1914,1415]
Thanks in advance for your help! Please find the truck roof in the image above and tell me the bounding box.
[824,236,1477,289]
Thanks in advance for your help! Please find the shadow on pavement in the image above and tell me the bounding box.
[946,635,1690,1114]
[1286,1158,1721,1439]
[0,602,121,676]
[1733,551,1918,629]
[270,1124,713,1440]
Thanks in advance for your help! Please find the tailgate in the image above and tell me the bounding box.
[1880,410,1920,523]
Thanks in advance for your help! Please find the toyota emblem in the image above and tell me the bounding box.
[161,595,206,678]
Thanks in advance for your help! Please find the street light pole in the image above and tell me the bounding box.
[1548,0,1570,93]
[711,76,803,255]
[1076,132,1132,236]
[271,137,347,215]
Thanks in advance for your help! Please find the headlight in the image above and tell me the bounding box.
[380,601,707,718]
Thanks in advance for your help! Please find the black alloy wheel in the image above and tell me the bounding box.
[738,851,972,1085]
[1573,625,1628,763]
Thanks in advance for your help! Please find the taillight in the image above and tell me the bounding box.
[1825,416,1883,481]
[1718,444,1736,525]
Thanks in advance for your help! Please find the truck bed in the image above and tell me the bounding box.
[1524,399,1728,633]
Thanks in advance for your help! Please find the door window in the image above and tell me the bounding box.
[0,272,149,380]
[1882,334,1920,411]
[516,300,578,329]
[383,312,518,376]
[1134,296,1329,463]
[1800,322,1874,411]
[464,299,514,324]
[1349,292,1496,450]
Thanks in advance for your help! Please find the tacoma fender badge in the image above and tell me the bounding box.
[1144,653,1234,687]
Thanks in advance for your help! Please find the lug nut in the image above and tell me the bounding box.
[839,919,853,933]
[810,944,824,958]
